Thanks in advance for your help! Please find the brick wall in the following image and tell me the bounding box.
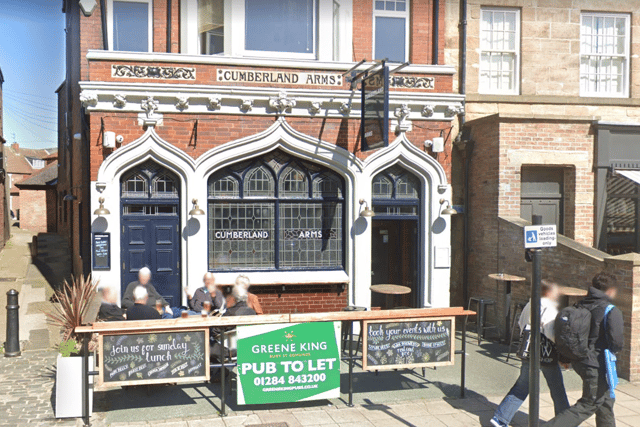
[19,189,48,233]
[250,284,348,314]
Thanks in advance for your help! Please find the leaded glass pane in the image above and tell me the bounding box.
[122,174,148,198]
[372,175,393,198]
[396,174,420,199]
[209,203,275,269]
[209,174,239,198]
[279,202,342,268]
[313,173,343,198]
[244,166,275,197]
[280,166,309,198]
[152,174,178,198]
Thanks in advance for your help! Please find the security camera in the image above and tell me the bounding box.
[116,135,124,144]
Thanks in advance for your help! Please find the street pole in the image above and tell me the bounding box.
[529,215,542,427]
[5,289,21,357]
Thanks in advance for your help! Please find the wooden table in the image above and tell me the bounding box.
[370,284,411,309]
[488,273,527,342]
[558,286,588,308]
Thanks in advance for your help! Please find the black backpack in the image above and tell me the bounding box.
[554,303,592,361]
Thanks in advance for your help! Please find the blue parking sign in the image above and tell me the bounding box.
[524,225,557,249]
[526,230,538,243]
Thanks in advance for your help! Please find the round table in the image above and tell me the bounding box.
[370,284,411,309]
[488,273,526,342]
[558,286,587,308]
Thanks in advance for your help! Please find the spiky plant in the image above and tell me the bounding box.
[44,274,99,343]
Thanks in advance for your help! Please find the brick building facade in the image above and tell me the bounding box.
[0,67,8,250]
[59,0,461,313]
[446,1,640,380]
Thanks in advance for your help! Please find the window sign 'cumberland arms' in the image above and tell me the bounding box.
[217,69,343,86]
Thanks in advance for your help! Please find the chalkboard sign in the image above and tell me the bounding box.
[99,329,209,386]
[92,233,110,270]
[362,317,455,371]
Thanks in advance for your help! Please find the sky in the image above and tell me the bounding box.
[0,0,65,149]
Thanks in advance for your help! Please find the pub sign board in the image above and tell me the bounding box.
[363,317,455,371]
[361,64,390,151]
[92,233,110,270]
[98,329,209,387]
[236,322,341,405]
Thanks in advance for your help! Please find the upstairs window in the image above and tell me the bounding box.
[198,0,224,55]
[373,0,409,63]
[245,0,316,57]
[27,158,45,169]
[109,0,152,52]
[479,8,520,95]
[580,12,630,98]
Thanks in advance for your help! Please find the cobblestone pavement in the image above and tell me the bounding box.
[3,348,640,427]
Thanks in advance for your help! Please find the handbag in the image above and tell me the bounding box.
[603,304,619,399]
[516,326,531,360]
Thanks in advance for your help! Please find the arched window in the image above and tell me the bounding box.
[121,161,180,215]
[122,174,148,198]
[207,149,345,271]
[372,165,421,216]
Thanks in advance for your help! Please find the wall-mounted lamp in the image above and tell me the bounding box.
[359,199,375,217]
[189,199,205,216]
[439,198,457,216]
[63,194,77,202]
[95,182,107,193]
[93,197,110,216]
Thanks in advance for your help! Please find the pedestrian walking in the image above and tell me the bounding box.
[490,280,569,427]
[544,272,623,427]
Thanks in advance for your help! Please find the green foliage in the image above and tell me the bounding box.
[59,339,80,357]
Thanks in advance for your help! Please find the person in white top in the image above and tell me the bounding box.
[491,280,570,427]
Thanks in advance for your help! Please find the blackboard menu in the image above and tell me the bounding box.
[92,233,110,270]
[363,317,455,371]
[100,330,209,386]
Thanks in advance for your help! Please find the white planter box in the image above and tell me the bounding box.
[55,354,94,418]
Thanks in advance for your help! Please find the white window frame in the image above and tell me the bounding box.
[372,0,410,63]
[107,0,153,53]
[580,12,630,98]
[181,0,351,62]
[479,7,520,95]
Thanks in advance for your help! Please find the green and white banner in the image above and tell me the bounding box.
[236,322,341,405]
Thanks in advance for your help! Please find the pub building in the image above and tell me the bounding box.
[58,0,462,313]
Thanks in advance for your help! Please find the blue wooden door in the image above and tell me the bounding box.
[122,216,181,306]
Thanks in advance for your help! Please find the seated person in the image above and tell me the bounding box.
[224,285,257,317]
[225,275,263,315]
[121,267,173,317]
[126,286,162,321]
[97,287,125,321]
[185,272,225,314]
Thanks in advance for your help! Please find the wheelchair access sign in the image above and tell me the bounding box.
[524,225,557,249]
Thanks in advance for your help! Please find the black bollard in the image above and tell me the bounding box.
[5,289,21,357]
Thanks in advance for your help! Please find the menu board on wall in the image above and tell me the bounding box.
[363,317,455,371]
[99,330,209,387]
[92,233,110,270]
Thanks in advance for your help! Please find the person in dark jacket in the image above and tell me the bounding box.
[121,267,172,317]
[97,287,125,321]
[126,286,162,321]
[224,285,257,317]
[185,272,225,314]
[544,272,624,427]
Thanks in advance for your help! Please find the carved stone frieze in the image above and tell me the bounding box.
[112,64,196,80]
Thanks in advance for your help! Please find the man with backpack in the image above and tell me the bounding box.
[544,272,624,427]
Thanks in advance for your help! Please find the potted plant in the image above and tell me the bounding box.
[44,275,99,418]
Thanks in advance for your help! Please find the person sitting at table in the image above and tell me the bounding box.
[97,286,125,321]
[121,267,173,317]
[185,272,225,314]
[224,285,257,317]
[225,275,263,315]
[125,286,162,321]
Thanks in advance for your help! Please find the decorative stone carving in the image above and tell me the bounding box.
[269,91,297,114]
[390,76,435,89]
[339,102,351,115]
[141,96,159,117]
[445,105,463,117]
[79,0,97,16]
[79,91,98,108]
[422,104,435,118]
[175,95,189,111]
[394,104,411,123]
[308,101,322,115]
[113,94,127,108]
[240,99,253,112]
[207,97,221,111]
[112,64,196,80]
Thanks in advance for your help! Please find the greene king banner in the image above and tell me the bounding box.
[236,322,341,405]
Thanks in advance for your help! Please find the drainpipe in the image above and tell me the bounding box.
[432,0,440,65]
[167,0,172,53]
[459,0,470,307]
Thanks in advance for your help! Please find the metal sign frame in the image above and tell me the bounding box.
[361,61,390,151]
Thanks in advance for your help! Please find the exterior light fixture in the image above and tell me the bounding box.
[63,194,77,202]
[359,198,375,218]
[93,197,110,216]
[439,198,457,216]
[189,199,205,216]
